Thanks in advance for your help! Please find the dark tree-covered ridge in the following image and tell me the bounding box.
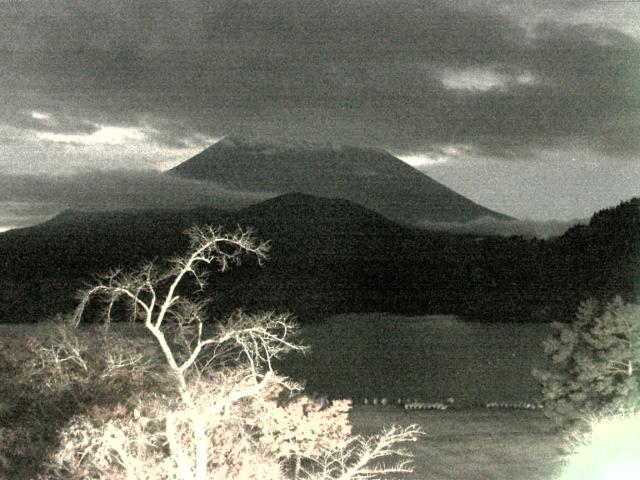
[0,194,637,324]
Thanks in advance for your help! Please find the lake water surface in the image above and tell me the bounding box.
[277,314,552,406]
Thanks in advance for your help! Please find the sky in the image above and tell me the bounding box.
[0,0,639,226]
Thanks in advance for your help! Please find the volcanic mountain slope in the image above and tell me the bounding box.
[168,137,510,224]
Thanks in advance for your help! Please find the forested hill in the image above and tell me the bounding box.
[0,194,637,323]
[544,197,640,318]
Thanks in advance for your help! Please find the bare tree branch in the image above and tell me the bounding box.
[49,225,420,480]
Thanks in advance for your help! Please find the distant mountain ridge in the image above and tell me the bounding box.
[168,137,510,224]
[0,193,636,324]
[0,193,420,321]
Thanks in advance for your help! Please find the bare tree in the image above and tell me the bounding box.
[301,425,423,480]
[43,225,421,480]
[73,226,277,400]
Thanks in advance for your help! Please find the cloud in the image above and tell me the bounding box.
[0,112,218,173]
[396,144,475,166]
[0,170,269,208]
[420,216,586,239]
[469,0,640,40]
[396,154,450,167]
[30,111,52,121]
[439,66,539,92]
[0,170,272,230]
[418,150,640,220]
[0,200,59,230]
[0,0,637,165]
[37,125,147,146]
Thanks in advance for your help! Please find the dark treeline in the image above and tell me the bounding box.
[0,194,638,323]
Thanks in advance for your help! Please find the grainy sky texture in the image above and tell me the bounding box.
[0,0,638,222]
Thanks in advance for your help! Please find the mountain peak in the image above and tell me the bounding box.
[213,135,389,157]
[216,135,330,151]
[169,138,510,224]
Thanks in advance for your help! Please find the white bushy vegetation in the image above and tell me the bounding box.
[534,297,640,428]
[542,297,640,478]
[556,408,640,480]
[36,226,421,480]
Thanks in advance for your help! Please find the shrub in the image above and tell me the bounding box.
[556,407,640,479]
[534,296,640,428]
[0,319,169,478]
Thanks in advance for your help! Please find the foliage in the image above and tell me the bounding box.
[533,297,640,428]
[0,320,165,478]
[253,387,353,465]
[29,225,420,480]
[556,407,640,479]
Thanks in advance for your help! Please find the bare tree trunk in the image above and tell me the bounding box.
[193,419,209,480]
[294,453,301,479]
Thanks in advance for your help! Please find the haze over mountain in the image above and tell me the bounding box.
[0,170,271,230]
[168,137,510,225]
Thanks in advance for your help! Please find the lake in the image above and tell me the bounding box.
[0,313,553,407]
[276,314,553,407]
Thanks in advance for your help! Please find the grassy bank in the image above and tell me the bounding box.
[350,406,564,480]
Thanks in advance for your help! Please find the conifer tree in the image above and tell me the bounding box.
[534,296,640,428]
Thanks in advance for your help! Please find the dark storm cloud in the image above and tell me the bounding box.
[0,0,638,160]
